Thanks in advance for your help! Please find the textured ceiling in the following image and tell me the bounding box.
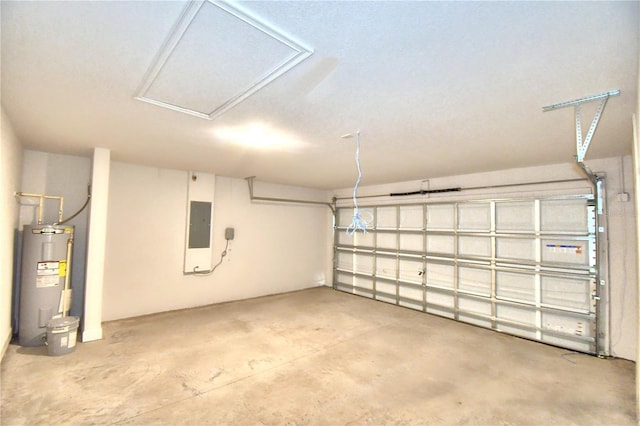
[1,1,638,189]
[135,1,313,119]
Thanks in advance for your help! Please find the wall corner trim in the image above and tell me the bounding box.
[1,326,12,360]
[81,327,103,343]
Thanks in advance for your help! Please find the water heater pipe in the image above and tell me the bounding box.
[15,192,64,224]
[62,236,74,316]
[56,185,92,225]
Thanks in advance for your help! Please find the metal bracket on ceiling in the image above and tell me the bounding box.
[542,90,620,163]
[245,176,336,214]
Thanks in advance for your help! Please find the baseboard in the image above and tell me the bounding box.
[81,327,103,342]
[1,326,12,360]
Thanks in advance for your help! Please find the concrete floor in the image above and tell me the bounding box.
[0,287,635,425]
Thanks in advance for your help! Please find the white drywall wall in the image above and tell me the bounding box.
[83,148,110,341]
[102,162,330,321]
[0,108,23,358]
[18,150,91,317]
[332,157,637,361]
[607,155,637,361]
[633,113,639,421]
[635,22,640,419]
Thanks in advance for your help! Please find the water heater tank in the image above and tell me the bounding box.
[18,224,74,347]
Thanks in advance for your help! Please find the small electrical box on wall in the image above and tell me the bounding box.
[225,227,234,240]
[184,172,215,273]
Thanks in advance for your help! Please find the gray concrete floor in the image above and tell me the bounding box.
[1,286,635,425]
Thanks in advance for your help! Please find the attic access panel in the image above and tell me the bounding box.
[136,0,313,120]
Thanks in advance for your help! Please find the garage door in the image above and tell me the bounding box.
[333,195,600,354]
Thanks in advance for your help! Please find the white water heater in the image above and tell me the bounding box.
[18,225,74,347]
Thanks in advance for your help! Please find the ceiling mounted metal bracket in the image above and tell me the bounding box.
[543,90,620,163]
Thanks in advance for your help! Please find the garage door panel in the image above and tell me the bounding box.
[459,267,491,296]
[354,254,374,274]
[336,272,353,286]
[426,288,454,309]
[376,293,396,304]
[541,239,589,266]
[354,288,373,297]
[458,236,491,257]
[399,205,423,229]
[496,304,536,326]
[542,309,593,353]
[376,257,396,280]
[354,276,373,291]
[337,209,354,228]
[541,276,591,311]
[496,201,535,232]
[399,259,423,284]
[376,206,397,229]
[459,296,491,316]
[542,334,592,353]
[334,194,599,355]
[353,231,374,248]
[540,199,588,232]
[459,313,492,328]
[399,284,423,302]
[376,281,396,296]
[496,237,535,261]
[426,204,455,230]
[427,305,455,319]
[542,311,592,338]
[337,232,355,246]
[399,234,423,251]
[458,203,491,231]
[427,235,454,254]
[336,252,353,271]
[496,271,535,303]
[377,233,397,250]
[498,324,537,340]
[426,263,454,288]
[400,300,423,311]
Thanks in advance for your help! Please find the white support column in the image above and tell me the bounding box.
[635,30,640,421]
[82,148,110,342]
[633,113,640,421]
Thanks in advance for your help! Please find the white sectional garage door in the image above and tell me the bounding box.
[334,195,599,354]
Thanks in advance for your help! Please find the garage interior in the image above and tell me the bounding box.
[1,1,639,424]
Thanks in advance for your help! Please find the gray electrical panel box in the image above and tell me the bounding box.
[188,201,212,249]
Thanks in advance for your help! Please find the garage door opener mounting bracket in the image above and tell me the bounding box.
[543,89,619,357]
[542,89,619,184]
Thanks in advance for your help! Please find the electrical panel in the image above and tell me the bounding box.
[188,201,212,249]
[184,172,215,273]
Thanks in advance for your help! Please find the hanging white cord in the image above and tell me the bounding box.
[346,131,371,235]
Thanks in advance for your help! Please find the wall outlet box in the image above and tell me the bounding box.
[225,227,235,240]
[616,192,630,202]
